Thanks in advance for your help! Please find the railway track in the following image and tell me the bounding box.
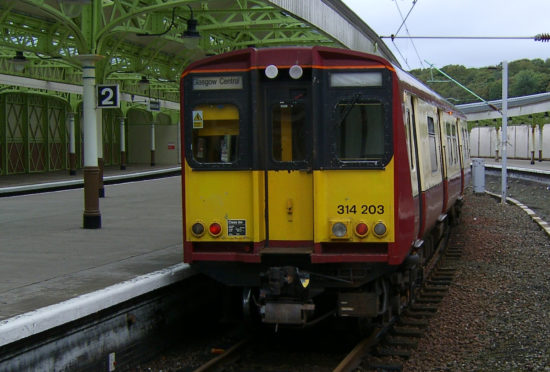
[359,239,464,371]
[188,236,464,372]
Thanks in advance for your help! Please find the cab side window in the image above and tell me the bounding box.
[191,104,239,163]
[336,101,385,161]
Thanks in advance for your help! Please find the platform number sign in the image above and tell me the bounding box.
[97,84,120,108]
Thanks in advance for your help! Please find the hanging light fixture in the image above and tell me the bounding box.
[182,5,200,47]
[138,76,150,91]
[10,51,28,73]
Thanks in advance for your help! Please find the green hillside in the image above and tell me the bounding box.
[410,59,550,104]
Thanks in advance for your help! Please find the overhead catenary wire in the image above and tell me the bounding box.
[392,0,424,69]
[381,34,550,41]
[394,0,417,37]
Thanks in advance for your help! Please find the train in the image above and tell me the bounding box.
[180,46,471,327]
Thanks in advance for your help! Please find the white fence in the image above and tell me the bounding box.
[470,124,550,159]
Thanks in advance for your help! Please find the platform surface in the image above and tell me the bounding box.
[1,159,548,321]
[0,166,183,321]
[482,157,550,173]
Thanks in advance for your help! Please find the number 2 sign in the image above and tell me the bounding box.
[97,85,120,108]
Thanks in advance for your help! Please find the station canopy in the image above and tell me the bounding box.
[0,0,378,104]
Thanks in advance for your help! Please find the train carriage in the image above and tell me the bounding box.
[181,46,470,326]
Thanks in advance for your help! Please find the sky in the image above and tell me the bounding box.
[342,0,550,70]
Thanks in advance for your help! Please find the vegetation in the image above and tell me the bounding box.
[409,59,550,128]
[410,58,550,104]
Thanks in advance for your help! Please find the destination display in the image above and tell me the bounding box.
[193,76,243,90]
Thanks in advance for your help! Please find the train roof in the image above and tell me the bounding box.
[182,46,465,119]
[392,63,466,119]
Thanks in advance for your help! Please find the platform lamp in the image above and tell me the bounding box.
[57,0,91,18]
[182,5,200,48]
[10,51,28,73]
[138,76,150,91]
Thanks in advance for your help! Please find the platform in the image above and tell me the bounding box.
[481,157,550,174]
[1,159,548,345]
[0,165,186,323]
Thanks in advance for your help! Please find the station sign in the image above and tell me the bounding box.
[149,100,160,111]
[97,84,120,108]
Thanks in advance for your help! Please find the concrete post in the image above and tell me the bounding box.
[77,54,103,229]
[151,121,156,166]
[539,125,543,162]
[96,107,105,197]
[530,124,535,165]
[120,116,126,170]
[68,112,77,175]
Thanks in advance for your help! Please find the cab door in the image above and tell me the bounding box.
[264,86,314,249]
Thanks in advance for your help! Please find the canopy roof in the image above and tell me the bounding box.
[0,0,397,104]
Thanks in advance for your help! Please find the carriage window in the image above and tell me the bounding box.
[405,108,415,170]
[336,101,384,160]
[272,102,306,162]
[452,124,458,164]
[191,104,239,163]
[427,116,438,172]
[446,122,453,165]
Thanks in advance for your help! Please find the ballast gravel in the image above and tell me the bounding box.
[404,184,550,371]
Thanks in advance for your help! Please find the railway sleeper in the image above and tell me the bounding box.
[410,303,438,312]
[415,297,442,304]
[376,347,412,359]
[429,274,454,280]
[402,310,434,318]
[420,287,447,294]
[391,326,424,337]
[436,267,457,273]
[427,279,451,286]
[438,265,458,271]
[418,294,445,301]
[366,362,403,371]
[423,284,449,291]
[398,318,429,328]
[445,251,463,256]
[431,273,454,280]
[384,336,418,348]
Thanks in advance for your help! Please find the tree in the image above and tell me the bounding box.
[410,58,550,104]
[510,70,546,96]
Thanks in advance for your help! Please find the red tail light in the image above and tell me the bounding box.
[355,222,369,238]
[209,222,222,237]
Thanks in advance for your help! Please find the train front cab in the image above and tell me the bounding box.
[182,47,420,325]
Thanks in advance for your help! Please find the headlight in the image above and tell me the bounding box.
[332,222,347,237]
[191,222,205,237]
[373,221,387,238]
[330,220,350,239]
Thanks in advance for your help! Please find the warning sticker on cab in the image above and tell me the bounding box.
[227,219,246,237]
[192,110,203,129]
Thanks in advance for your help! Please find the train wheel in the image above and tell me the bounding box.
[242,287,261,326]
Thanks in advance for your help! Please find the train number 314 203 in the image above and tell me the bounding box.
[337,204,385,215]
